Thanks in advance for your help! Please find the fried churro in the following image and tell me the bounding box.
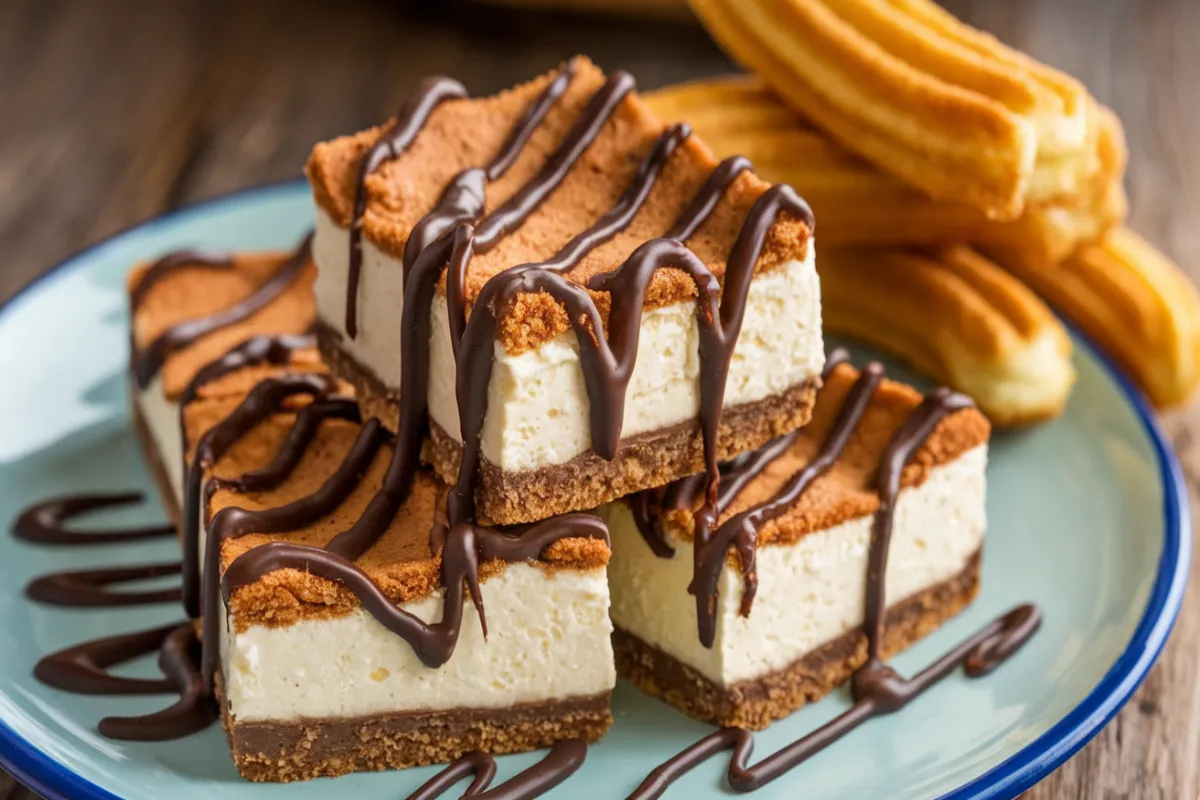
[987,229,1200,409]
[819,245,1075,425]
[644,76,1126,264]
[686,0,1098,219]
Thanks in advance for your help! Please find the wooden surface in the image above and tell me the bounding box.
[0,0,1196,797]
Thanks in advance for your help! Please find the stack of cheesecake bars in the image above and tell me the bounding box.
[130,57,991,782]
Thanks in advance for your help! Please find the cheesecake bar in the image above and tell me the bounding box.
[605,356,990,729]
[182,373,615,781]
[305,56,821,525]
[128,237,318,522]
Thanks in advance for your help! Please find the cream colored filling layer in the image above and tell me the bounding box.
[134,375,184,504]
[312,208,824,472]
[219,564,615,722]
[603,445,987,686]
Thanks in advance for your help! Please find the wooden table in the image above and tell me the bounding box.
[1,0,1196,797]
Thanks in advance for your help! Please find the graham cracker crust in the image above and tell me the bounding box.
[130,390,183,530]
[613,551,982,730]
[216,670,612,783]
[317,319,820,525]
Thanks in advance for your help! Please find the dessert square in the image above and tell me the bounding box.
[604,356,991,729]
[181,372,615,782]
[128,237,318,522]
[305,56,821,525]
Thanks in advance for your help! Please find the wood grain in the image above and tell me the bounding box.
[0,0,1196,797]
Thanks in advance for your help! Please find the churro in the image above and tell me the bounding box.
[686,0,1096,218]
[644,75,1126,263]
[819,245,1075,425]
[987,229,1200,408]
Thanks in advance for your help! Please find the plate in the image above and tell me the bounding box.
[0,181,1189,800]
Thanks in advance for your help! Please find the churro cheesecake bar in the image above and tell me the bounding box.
[127,236,318,521]
[180,365,615,782]
[305,56,821,525]
[605,353,990,729]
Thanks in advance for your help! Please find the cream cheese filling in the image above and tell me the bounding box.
[603,445,987,686]
[134,375,184,505]
[219,564,615,722]
[312,207,824,473]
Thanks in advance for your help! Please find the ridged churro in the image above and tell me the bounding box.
[819,245,1075,425]
[686,0,1097,219]
[644,76,1126,265]
[987,229,1200,409]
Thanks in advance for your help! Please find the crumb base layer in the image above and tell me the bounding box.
[131,392,183,530]
[613,551,981,730]
[317,320,821,525]
[216,671,612,783]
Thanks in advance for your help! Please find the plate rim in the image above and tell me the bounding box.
[0,180,1189,800]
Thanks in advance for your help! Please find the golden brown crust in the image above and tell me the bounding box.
[988,228,1200,409]
[818,245,1075,426]
[657,362,991,547]
[128,250,317,398]
[319,318,820,525]
[685,0,1098,219]
[304,57,811,354]
[613,550,979,729]
[217,672,611,782]
[643,75,1126,262]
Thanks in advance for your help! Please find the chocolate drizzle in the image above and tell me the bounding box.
[181,373,335,616]
[129,249,234,312]
[13,492,173,545]
[347,76,469,337]
[628,605,1041,799]
[298,64,811,681]
[222,512,606,672]
[403,58,582,280]
[626,356,1042,796]
[27,561,181,607]
[132,233,313,388]
[407,739,588,800]
[16,489,214,740]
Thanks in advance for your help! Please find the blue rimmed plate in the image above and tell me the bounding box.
[0,182,1189,799]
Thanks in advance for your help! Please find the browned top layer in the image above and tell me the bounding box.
[306,57,812,353]
[188,403,610,630]
[128,251,316,398]
[659,363,991,548]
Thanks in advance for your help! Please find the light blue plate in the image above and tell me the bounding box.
[0,182,1189,800]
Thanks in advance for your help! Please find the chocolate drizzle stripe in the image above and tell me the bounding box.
[690,363,884,643]
[403,59,580,280]
[865,388,976,661]
[12,493,173,545]
[220,513,608,672]
[133,234,313,388]
[407,752,495,800]
[34,622,180,695]
[630,349,851,560]
[129,250,234,312]
[26,561,181,607]
[205,417,384,538]
[627,605,1041,799]
[97,623,215,742]
[178,333,322,525]
[407,739,587,800]
[346,76,468,338]
[530,122,692,274]
[181,373,336,618]
[472,71,636,251]
[178,333,316,408]
[201,397,361,509]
